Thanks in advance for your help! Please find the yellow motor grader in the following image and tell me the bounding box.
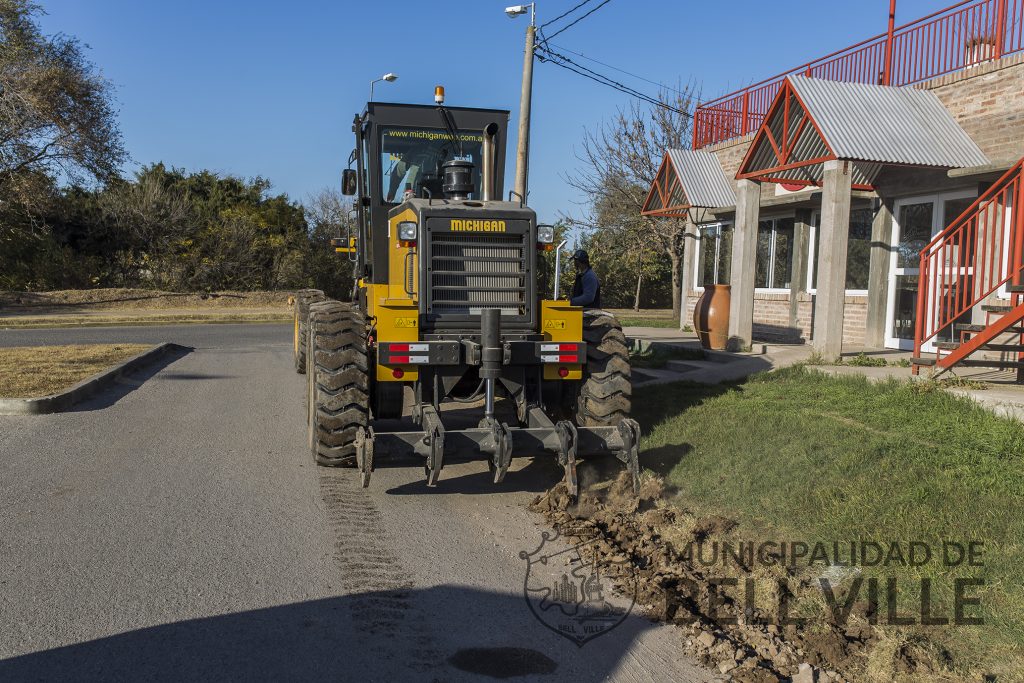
[292,90,638,495]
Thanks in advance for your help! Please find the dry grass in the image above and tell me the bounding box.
[0,311,290,328]
[0,288,292,311]
[0,344,151,398]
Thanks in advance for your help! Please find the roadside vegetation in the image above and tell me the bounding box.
[0,1,353,299]
[0,344,150,397]
[629,366,1024,680]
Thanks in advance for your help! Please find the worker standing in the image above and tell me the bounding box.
[569,249,601,308]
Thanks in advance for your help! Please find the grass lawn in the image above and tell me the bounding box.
[618,317,683,329]
[633,366,1024,680]
[606,308,685,329]
[0,344,151,398]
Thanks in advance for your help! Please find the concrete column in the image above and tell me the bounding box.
[789,209,813,332]
[728,179,762,349]
[813,160,853,359]
[865,198,894,348]
[679,219,700,331]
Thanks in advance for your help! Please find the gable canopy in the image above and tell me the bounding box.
[641,149,737,217]
[736,75,990,190]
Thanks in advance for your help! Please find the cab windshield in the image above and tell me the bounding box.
[379,126,484,203]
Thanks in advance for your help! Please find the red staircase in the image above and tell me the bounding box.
[913,158,1024,381]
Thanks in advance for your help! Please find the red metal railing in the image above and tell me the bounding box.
[693,0,1024,149]
[913,159,1024,361]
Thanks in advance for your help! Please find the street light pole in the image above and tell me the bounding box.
[369,72,398,102]
[507,4,536,205]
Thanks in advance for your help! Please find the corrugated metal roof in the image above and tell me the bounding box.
[666,149,736,208]
[788,76,989,168]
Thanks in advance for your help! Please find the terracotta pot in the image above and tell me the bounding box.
[693,285,731,350]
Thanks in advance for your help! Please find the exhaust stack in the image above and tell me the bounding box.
[481,122,499,201]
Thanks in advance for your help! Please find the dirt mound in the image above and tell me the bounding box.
[0,289,292,311]
[529,471,950,682]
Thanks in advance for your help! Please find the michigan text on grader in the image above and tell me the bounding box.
[292,88,639,495]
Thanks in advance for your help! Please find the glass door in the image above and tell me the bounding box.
[886,199,934,350]
[885,192,977,350]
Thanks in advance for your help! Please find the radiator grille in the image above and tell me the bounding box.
[429,233,526,316]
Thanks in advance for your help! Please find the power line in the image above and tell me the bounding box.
[545,42,691,97]
[536,44,692,117]
[539,0,598,30]
[535,38,739,138]
[542,0,613,42]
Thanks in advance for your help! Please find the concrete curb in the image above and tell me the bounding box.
[0,343,185,415]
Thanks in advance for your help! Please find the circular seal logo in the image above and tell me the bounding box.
[520,527,638,647]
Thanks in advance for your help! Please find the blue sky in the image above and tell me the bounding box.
[39,0,944,223]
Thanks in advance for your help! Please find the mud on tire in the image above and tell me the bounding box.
[306,300,369,467]
[576,310,631,427]
[293,289,325,373]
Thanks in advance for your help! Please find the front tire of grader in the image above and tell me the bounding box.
[306,300,369,467]
[575,309,632,427]
[292,289,325,374]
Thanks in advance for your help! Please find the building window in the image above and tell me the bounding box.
[696,222,732,287]
[810,208,873,292]
[755,217,795,289]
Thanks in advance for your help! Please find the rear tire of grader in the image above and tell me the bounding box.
[306,300,369,467]
[293,289,325,374]
[575,310,632,427]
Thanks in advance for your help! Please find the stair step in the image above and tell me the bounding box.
[911,357,937,366]
[981,343,1024,352]
[982,304,1013,313]
[1008,284,1024,293]
[950,359,1024,369]
[956,323,1024,334]
[938,341,1023,352]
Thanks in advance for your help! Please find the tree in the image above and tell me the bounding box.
[303,187,356,300]
[570,183,671,310]
[0,0,125,206]
[564,86,697,319]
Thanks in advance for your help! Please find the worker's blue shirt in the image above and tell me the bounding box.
[570,268,601,308]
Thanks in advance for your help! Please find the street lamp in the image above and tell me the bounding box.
[505,4,534,20]
[369,72,398,102]
[506,3,535,205]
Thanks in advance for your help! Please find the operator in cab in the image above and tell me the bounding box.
[569,249,601,308]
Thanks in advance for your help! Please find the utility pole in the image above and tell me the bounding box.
[507,4,536,204]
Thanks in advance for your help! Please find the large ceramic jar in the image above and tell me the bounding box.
[693,284,731,350]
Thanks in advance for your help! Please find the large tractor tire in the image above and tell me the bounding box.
[576,310,632,427]
[293,289,325,373]
[306,300,369,467]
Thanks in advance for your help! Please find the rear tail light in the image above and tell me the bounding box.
[540,343,582,364]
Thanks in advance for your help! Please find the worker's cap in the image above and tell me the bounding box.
[571,249,589,264]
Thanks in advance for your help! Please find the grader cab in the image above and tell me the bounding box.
[292,90,638,496]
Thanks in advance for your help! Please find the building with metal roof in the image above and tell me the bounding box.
[640,45,1023,371]
[641,149,736,217]
[737,76,990,188]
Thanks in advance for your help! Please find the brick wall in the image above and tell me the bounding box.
[685,289,868,346]
[922,53,1024,165]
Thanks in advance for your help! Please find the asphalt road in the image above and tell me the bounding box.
[0,323,711,682]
